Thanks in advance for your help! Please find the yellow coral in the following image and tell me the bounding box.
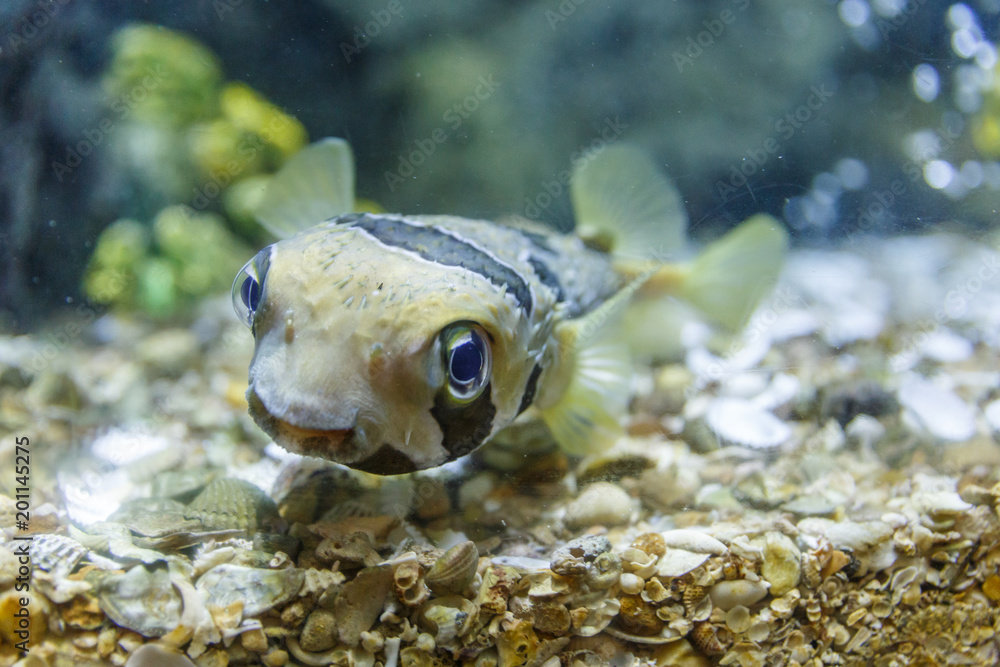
[221,82,307,159]
[188,83,308,184]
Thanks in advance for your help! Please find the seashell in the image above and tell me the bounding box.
[550,535,612,576]
[531,600,571,634]
[32,533,89,577]
[656,549,710,578]
[93,564,182,637]
[584,551,622,590]
[682,584,709,615]
[123,643,198,667]
[705,397,791,449]
[496,618,539,667]
[316,531,381,569]
[724,605,752,634]
[985,398,1000,434]
[689,622,731,655]
[898,374,976,442]
[660,529,728,555]
[185,477,279,534]
[299,568,346,597]
[563,481,634,529]
[604,624,682,645]
[425,540,479,595]
[527,571,570,598]
[286,636,375,667]
[490,555,551,572]
[196,564,304,617]
[0,590,48,646]
[571,596,621,637]
[642,577,671,604]
[620,547,658,578]
[753,532,801,597]
[616,594,665,636]
[619,573,645,595]
[334,565,394,647]
[709,580,769,612]
[299,609,338,652]
[769,589,800,618]
[417,595,478,644]
[393,560,430,607]
[631,532,667,558]
[476,564,520,614]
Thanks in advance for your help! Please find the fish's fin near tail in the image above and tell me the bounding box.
[255,137,356,239]
[571,144,688,261]
[539,278,647,455]
[675,214,789,331]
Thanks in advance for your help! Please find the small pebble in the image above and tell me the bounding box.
[563,482,633,529]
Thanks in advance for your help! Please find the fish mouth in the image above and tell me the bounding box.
[246,389,424,475]
[247,389,354,458]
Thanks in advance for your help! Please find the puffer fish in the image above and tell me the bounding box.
[232,138,787,474]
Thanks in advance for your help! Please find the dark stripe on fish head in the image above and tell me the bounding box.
[337,213,534,315]
[527,255,566,303]
[517,363,544,415]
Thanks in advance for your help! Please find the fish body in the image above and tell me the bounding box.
[234,139,788,474]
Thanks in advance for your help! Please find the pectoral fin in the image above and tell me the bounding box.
[538,278,646,455]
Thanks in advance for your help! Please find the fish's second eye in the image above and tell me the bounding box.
[441,323,492,404]
[241,276,261,311]
[231,247,271,329]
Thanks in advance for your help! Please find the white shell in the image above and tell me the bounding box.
[898,375,976,442]
[984,398,1000,433]
[660,529,728,555]
[656,549,711,578]
[705,398,792,449]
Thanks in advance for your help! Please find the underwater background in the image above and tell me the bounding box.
[5,1,1000,666]
[3,0,1000,326]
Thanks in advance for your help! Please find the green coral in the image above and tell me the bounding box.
[188,82,308,184]
[88,24,311,316]
[85,206,252,317]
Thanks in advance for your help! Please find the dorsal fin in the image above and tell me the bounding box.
[255,137,356,239]
[570,144,688,261]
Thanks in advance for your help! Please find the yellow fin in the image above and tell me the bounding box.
[255,137,355,239]
[677,214,789,331]
[570,144,687,260]
[538,279,646,455]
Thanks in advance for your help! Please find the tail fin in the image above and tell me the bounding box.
[676,214,789,331]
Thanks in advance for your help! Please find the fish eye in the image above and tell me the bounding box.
[231,247,271,328]
[441,322,492,404]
